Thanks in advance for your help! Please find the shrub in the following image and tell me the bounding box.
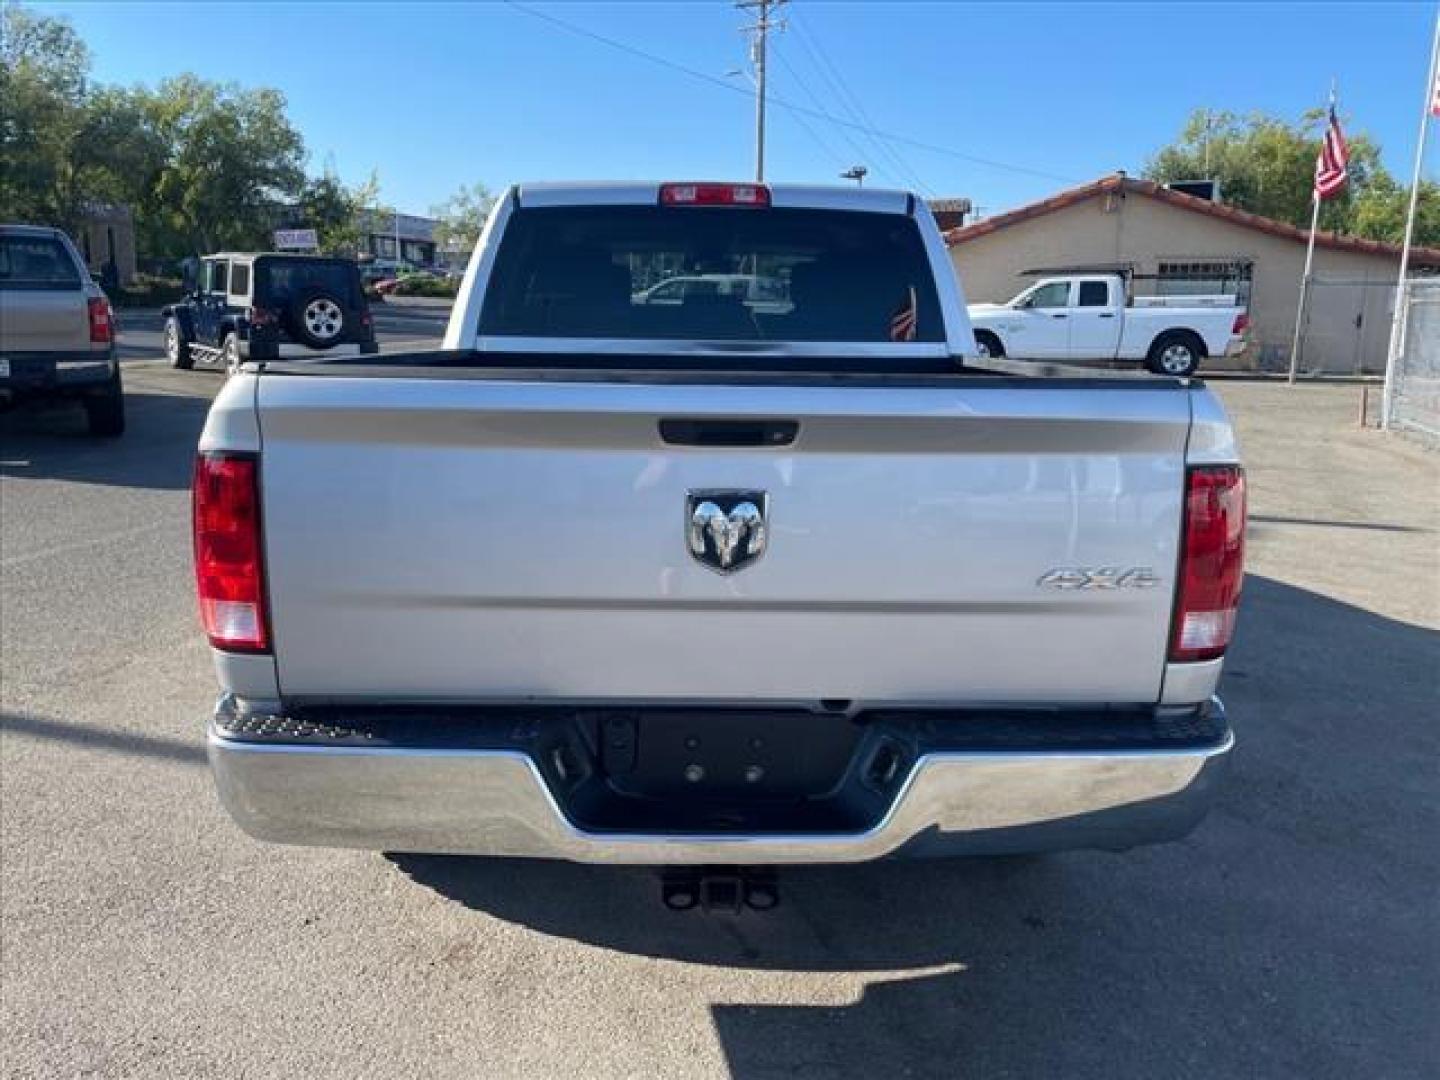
[394,274,458,298]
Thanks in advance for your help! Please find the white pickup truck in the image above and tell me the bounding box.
[967,272,1249,376]
[197,183,1243,893]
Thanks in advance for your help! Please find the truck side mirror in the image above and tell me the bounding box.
[182,263,198,294]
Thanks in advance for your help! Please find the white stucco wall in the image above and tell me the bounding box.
[948,192,1408,373]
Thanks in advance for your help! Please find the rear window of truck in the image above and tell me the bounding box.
[479,206,944,343]
[0,236,82,290]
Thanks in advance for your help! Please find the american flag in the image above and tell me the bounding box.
[889,287,917,341]
[1431,65,1440,118]
[1314,107,1349,200]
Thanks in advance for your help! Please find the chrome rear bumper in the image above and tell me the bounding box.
[208,700,1232,865]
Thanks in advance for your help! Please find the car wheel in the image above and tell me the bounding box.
[289,289,346,349]
[84,366,125,437]
[974,331,1004,359]
[165,318,193,370]
[222,332,243,374]
[1146,333,1202,377]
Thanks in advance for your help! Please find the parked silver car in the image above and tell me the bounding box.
[0,224,123,435]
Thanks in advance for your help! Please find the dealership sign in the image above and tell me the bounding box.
[273,228,319,251]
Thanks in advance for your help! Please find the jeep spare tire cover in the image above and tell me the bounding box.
[288,288,346,349]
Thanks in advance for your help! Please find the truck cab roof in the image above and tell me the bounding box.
[514,181,917,215]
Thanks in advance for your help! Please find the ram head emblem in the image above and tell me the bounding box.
[686,491,769,574]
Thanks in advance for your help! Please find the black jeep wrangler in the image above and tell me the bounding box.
[162,253,377,370]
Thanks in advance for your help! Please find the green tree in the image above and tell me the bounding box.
[1348,173,1440,249]
[1,6,167,231]
[295,168,380,256]
[1144,109,1394,238]
[1,3,400,264]
[142,74,306,254]
[71,86,168,214]
[430,183,494,255]
[1,3,92,226]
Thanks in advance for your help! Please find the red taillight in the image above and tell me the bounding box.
[247,305,277,328]
[88,297,113,343]
[1170,466,1246,662]
[659,182,770,207]
[193,453,268,652]
[1231,311,1250,335]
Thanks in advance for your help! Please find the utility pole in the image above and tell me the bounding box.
[737,0,784,182]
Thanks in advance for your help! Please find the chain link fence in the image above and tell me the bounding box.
[1386,279,1440,441]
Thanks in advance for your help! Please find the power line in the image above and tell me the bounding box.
[731,28,855,175]
[503,1,1075,185]
[771,44,892,178]
[787,9,937,196]
[797,21,934,196]
[786,109,851,170]
[769,27,885,172]
[773,77,854,170]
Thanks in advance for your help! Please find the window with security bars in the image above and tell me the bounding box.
[1155,260,1253,304]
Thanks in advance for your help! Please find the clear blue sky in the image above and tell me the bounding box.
[48,1,1440,217]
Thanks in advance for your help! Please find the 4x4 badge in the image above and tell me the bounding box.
[686,490,769,574]
[1037,566,1162,590]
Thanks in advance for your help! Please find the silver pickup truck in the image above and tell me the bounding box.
[198,182,1244,869]
[0,224,124,435]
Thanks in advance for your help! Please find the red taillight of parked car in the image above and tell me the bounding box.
[193,453,268,652]
[1170,466,1246,662]
[88,297,113,343]
[1231,311,1250,335]
[247,305,278,328]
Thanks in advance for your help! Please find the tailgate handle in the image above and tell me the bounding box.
[659,418,799,447]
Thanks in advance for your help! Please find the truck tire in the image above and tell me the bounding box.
[288,289,346,349]
[165,317,194,370]
[84,366,125,437]
[973,331,1005,359]
[1146,332,1204,377]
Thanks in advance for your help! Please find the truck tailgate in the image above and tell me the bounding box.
[256,374,1190,705]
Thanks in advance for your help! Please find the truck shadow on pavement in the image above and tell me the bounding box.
[0,389,212,490]
[389,574,1438,1078]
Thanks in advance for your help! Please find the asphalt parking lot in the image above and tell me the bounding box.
[2,357,1436,1078]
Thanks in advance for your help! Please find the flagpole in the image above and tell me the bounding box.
[1288,79,1337,385]
[1288,193,1323,384]
[1381,9,1440,429]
